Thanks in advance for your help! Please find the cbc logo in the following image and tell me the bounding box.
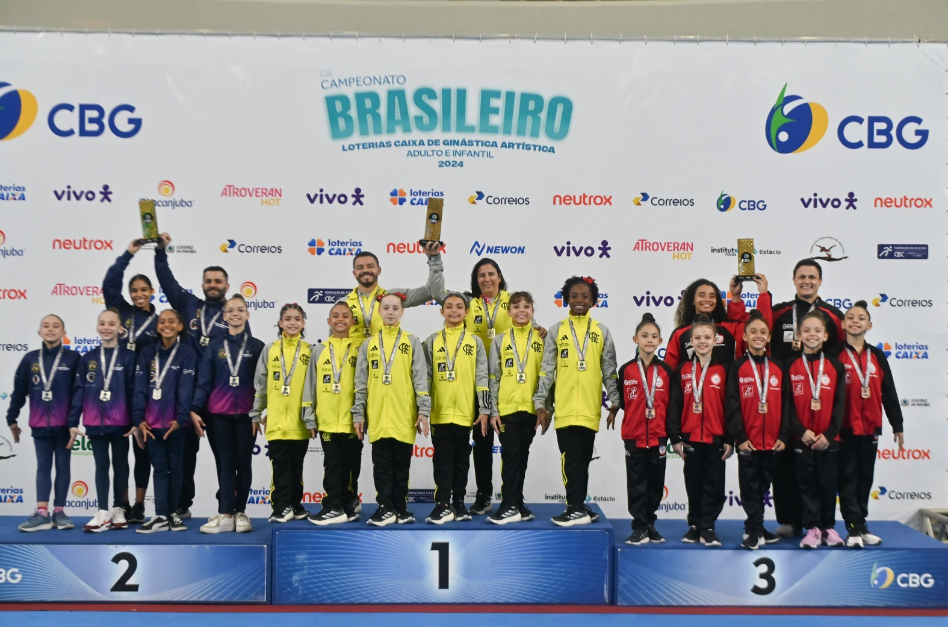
[0,568,22,584]
[871,563,935,589]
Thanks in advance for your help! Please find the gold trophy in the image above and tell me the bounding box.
[138,199,161,245]
[737,238,757,281]
[419,197,444,246]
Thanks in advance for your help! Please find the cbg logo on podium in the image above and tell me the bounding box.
[1,81,142,139]
[766,83,928,153]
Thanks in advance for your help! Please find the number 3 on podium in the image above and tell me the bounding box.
[430,542,449,590]
[751,557,776,595]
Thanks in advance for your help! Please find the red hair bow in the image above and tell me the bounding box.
[377,291,407,302]
[582,276,595,284]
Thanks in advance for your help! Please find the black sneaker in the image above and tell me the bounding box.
[681,525,700,543]
[426,502,455,525]
[292,505,309,520]
[488,504,522,525]
[551,508,591,527]
[136,515,169,534]
[519,505,535,521]
[584,506,601,523]
[395,507,415,524]
[741,532,761,550]
[173,507,191,521]
[367,506,396,527]
[269,506,295,523]
[123,502,133,523]
[349,498,362,514]
[128,502,146,524]
[345,508,360,523]
[761,528,780,544]
[470,493,492,515]
[646,525,665,543]
[309,508,347,526]
[453,504,472,522]
[169,513,186,531]
[700,528,722,547]
[625,530,650,545]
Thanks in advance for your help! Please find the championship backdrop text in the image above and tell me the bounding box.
[0,35,945,524]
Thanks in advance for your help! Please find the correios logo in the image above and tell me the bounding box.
[219,240,283,254]
[871,485,932,500]
[468,190,530,206]
[633,192,694,207]
[0,82,38,141]
[872,293,933,308]
[766,83,828,154]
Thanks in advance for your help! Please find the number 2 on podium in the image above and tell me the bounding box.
[430,542,449,589]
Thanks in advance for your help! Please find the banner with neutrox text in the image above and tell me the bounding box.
[0,33,945,525]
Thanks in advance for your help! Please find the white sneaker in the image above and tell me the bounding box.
[861,528,883,546]
[111,506,128,530]
[235,512,253,533]
[200,514,236,534]
[846,532,864,548]
[84,509,112,533]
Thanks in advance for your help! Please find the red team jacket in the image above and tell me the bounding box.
[725,354,790,450]
[667,357,729,445]
[830,342,904,437]
[664,292,773,371]
[786,351,845,445]
[618,357,675,448]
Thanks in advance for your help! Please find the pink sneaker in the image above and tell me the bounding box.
[822,528,845,547]
[799,527,821,549]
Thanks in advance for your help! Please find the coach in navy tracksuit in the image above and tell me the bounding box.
[190,295,264,524]
[154,232,232,519]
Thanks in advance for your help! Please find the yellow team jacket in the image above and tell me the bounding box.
[352,323,430,444]
[464,291,513,352]
[302,337,357,435]
[423,326,489,427]
[488,324,545,417]
[249,334,312,441]
[532,314,621,432]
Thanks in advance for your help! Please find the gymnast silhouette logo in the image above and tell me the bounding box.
[766,83,828,154]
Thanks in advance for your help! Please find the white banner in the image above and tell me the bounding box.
[0,34,945,526]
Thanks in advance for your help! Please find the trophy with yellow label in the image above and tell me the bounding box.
[420,198,444,246]
[138,199,161,245]
[737,238,757,281]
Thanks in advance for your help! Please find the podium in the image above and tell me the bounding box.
[613,519,948,607]
[273,503,614,604]
[0,518,269,603]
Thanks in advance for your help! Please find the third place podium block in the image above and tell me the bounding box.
[273,503,614,604]
[613,519,948,607]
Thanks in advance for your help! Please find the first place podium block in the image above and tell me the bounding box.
[0,517,269,603]
[614,519,948,607]
[273,503,614,604]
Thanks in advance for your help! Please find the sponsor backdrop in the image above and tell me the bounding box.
[0,34,945,526]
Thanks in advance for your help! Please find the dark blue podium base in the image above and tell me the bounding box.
[0,515,269,603]
[272,503,614,604]
[611,519,948,607]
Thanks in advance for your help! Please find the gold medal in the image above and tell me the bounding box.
[792,340,802,351]
[693,402,702,414]
[127,342,136,352]
[446,370,456,382]
[516,372,526,384]
[363,327,371,338]
[577,360,587,372]
[100,391,112,402]
[810,398,821,411]
[382,374,392,385]
[487,328,496,339]
[645,407,656,420]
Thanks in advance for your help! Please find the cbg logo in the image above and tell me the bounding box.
[0,83,38,141]
[717,192,766,212]
[766,84,828,154]
[767,83,928,152]
[871,562,934,589]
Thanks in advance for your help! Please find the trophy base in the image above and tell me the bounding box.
[737,274,759,281]
[137,237,162,246]
[418,239,444,247]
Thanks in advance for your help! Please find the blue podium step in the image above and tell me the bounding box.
[0,516,270,603]
[611,519,948,607]
[272,503,614,604]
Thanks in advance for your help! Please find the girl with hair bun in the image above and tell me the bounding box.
[615,313,675,545]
